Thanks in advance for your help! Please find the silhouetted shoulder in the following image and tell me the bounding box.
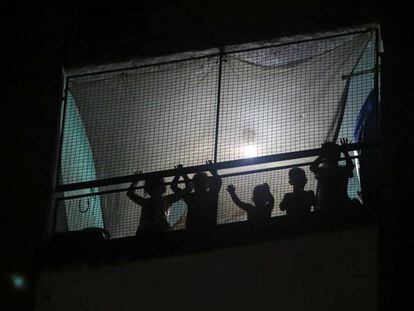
[306,189,315,197]
[210,174,222,194]
[279,193,293,211]
[306,190,316,205]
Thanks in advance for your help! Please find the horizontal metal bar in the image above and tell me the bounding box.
[67,53,219,79]
[220,154,360,179]
[57,153,360,202]
[57,142,370,200]
[56,187,138,202]
[67,29,374,80]
[342,67,378,80]
[56,142,373,192]
[57,156,360,202]
[223,29,373,56]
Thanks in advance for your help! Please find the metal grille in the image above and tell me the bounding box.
[55,163,362,239]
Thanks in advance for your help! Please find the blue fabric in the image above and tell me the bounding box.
[61,93,104,230]
[354,89,378,143]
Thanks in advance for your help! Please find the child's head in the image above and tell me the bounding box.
[289,167,307,189]
[192,172,209,191]
[252,183,271,207]
[322,142,340,163]
[144,176,166,196]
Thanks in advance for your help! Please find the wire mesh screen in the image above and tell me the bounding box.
[217,166,318,224]
[59,31,374,187]
[338,38,375,140]
[55,186,191,239]
[337,39,375,199]
[217,33,371,162]
[55,163,361,239]
[61,57,219,185]
[55,29,378,240]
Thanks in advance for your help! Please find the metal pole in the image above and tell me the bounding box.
[45,71,68,240]
[55,77,69,190]
[213,47,224,163]
[58,154,361,202]
[57,141,376,192]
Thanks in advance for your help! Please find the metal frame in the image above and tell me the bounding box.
[55,26,377,193]
[57,141,375,192]
[213,47,224,163]
[57,153,362,203]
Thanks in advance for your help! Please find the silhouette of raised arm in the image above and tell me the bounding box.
[127,171,145,206]
[310,141,328,173]
[226,184,252,211]
[340,138,355,175]
[171,164,192,194]
[206,160,222,193]
[206,160,218,176]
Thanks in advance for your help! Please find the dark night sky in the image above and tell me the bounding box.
[2,1,413,310]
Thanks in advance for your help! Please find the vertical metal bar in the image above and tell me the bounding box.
[213,47,224,163]
[55,76,69,190]
[45,71,68,239]
[47,75,69,239]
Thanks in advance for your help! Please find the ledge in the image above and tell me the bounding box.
[40,207,375,270]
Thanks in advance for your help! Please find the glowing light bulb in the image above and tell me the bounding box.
[242,145,257,158]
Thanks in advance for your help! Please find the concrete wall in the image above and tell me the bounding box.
[35,226,377,311]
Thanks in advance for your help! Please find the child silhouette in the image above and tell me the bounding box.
[226,183,274,225]
[127,171,180,235]
[171,161,222,231]
[280,167,315,216]
[310,138,354,210]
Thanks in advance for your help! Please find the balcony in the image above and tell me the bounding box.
[47,24,382,264]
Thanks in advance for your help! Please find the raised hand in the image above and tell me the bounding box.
[320,140,329,154]
[133,170,143,180]
[226,184,236,194]
[175,164,184,172]
[128,170,143,198]
[340,138,354,169]
[206,159,218,175]
[321,140,330,148]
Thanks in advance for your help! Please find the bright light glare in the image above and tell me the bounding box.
[242,145,257,158]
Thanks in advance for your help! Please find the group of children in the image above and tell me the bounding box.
[127,139,360,235]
